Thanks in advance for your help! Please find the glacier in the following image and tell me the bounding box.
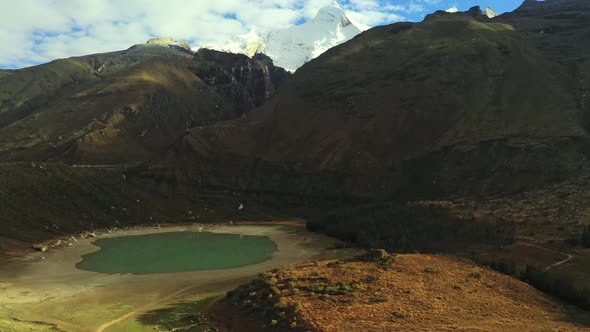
[203,1,368,72]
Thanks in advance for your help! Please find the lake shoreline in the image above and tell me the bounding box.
[76,229,280,274]
[0,223,360,331]
[0,220,306,263]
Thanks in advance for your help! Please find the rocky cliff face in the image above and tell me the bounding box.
[0,42,288,163]
[191,50,289,116]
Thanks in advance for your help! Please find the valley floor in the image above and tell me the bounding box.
[0,224,359,331]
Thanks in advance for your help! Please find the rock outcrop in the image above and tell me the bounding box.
[191,49,289,115]
[0,44,288,163]
[146,37,192,51]
[359,249,390,262]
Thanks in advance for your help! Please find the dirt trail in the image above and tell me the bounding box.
[521,242,574,272]
[544,253,573,272]
[71,162,144,169]
[95,284,196,332]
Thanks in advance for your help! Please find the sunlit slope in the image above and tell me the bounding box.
[0,46,288,163]
[213,254,590,331]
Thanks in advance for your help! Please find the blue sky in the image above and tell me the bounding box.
[0,0,525,69]
[400,0,523,20]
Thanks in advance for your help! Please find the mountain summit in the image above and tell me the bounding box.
[145,37,192,51]
[206,1,368,72]
[445,6,498,18]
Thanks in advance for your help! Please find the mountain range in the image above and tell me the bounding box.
[1,0,590,322]
[1,0,589,257]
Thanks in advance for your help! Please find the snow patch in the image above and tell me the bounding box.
[482,6,498,19]
[204,1,367,72]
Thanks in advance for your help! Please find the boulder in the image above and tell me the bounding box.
[359,249,390,262]
[33,244,48,252]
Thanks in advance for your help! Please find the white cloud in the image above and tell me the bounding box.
[445,6,459,13]
[346,10,405,26]
[0,0,412,69]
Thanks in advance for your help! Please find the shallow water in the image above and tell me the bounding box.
[77,231,277,274]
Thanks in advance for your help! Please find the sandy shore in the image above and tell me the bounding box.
[0,223,359,331]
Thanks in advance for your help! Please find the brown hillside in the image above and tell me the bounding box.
[175,1,590,200]
[0,45,288,164]
[214,253,590,332]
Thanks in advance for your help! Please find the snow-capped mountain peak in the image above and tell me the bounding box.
[204,1,368,72]
[313,1,349,25]
[444,6,498,19]
[482,6,498,19]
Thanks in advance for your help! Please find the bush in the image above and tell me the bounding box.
[368,297,388,304]
[467,272,482,280]
[391,310,409,319]
[308,280,357,295]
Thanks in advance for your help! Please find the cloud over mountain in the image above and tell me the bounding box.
[0,0,522,69]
